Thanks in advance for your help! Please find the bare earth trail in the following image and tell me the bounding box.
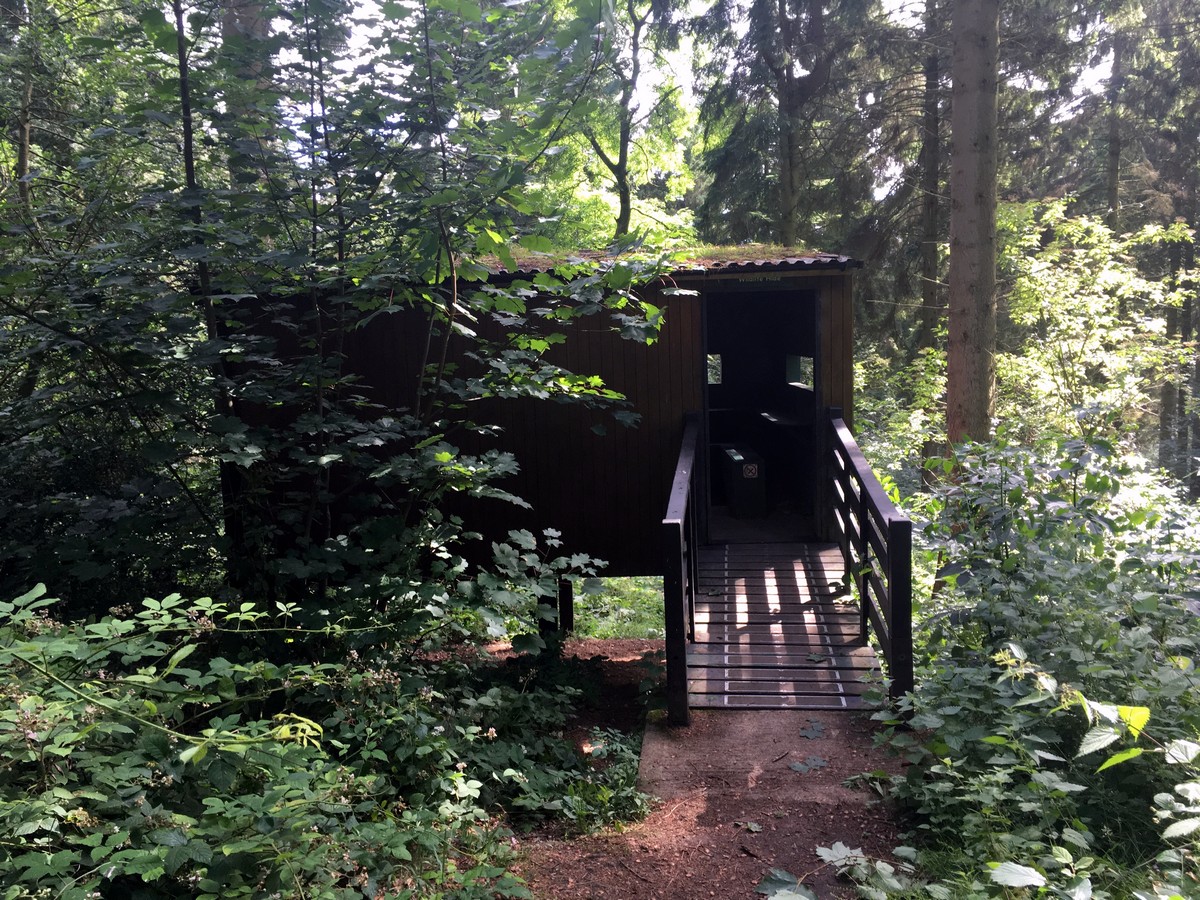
[516,640,904,900]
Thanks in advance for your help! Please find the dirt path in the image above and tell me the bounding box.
[517,641,903,899]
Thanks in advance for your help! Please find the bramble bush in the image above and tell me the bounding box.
[854,426,1200,897]
[0,553,650,900]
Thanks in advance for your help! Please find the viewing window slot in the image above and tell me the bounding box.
[786,354,814,389]
[707,354,723,385]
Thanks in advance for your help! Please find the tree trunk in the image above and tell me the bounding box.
[1180,290,1192,479]
[945,0,998,444]
[615,174,632,238]
[1188,221,1200,496]
[914,0,943,350]
[174,0,249,590]
[770,0,828,248]
[778,96,802,246]
[1105,29,1126,230]
[15,60,34,215]
[1160,297,1178,473]
[1161,238,1184,476]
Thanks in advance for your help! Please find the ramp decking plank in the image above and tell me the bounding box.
[685,543,879,711]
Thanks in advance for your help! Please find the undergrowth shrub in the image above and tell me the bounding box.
[0,582,649,900]
[573,577,666,639]
[866,426,1200,897]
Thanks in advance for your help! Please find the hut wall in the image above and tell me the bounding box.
[458,289,704,575]
[343,288,703,575]
[817,273,854,427]
[340,267,850,576]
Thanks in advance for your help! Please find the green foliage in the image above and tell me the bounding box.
[0,0,680,621]
[574,577,665,639]
[995,201,1192,442]
[526,0,697,246]
[0,584,649,899]
[1,4,666,895]
[864,427,1200,897]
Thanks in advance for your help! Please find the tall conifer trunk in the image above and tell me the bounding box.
[914,0,943,350]
[945,0,998,444]
[769,0,828,247]
[1105,30,1126,230]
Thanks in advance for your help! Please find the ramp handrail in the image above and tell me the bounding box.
[827,410,914,699]
[662,412,701,726]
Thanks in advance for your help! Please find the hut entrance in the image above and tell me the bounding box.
[703,288,820,543]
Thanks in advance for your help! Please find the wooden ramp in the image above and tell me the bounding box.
[687,542,879,710]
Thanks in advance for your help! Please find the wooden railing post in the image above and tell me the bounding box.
[686,498,699,640]
[818,407,842,543]
[854,471,869,643]
[663,522,689,726]
[662,413,700,727]
[826,412,915,703]
[887,517,914,699]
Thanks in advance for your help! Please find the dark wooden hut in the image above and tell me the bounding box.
[351,252,859,574]
[343,250,913,721]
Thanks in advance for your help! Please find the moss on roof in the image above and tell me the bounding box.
[491,242,850,273]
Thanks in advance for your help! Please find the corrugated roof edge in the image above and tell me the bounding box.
[669,254,861,274]
[487,251,862,278]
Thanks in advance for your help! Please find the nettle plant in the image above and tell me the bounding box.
[865,426,1200,897]
[0,578,649,900]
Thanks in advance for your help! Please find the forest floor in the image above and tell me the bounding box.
[514,638,905,899]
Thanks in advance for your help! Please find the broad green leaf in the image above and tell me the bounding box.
[1175,782,1200,802]
[518,235,556,253]
[816,842,864,865]
[510,633,544,654]
[1061,827,1092,849]
[1166,740,1200,764]
[1096,747,1144,772]
[13,584,48,606]
[1051,844,1074,864]
[1076,726,1120,758]
[148,828,189,848]
[180,742,208,765]
[1060,876,1094,900]
[1162,818,1200,841]
[1118,705,1151,738]
[754,868,817,899]
[988,862,1046,888]
[1013,690,1054,707]
[162,643,197,679]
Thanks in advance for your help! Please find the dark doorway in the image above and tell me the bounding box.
[704,289,820,543]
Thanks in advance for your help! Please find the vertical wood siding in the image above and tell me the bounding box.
[341,268,852,575]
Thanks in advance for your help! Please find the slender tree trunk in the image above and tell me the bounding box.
[778,95,802,247]
[173,0,247,588]
[1180,290,1192,479]
[1105,30,1125,230]
[615,175,632,238]
[585,0,646,241]
[1160,290,1178,473]
[1188,220,1200,496]
[16,69,33,212]
[770,0,828,248]
[914,0,943,350]
[945,0,999,444]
